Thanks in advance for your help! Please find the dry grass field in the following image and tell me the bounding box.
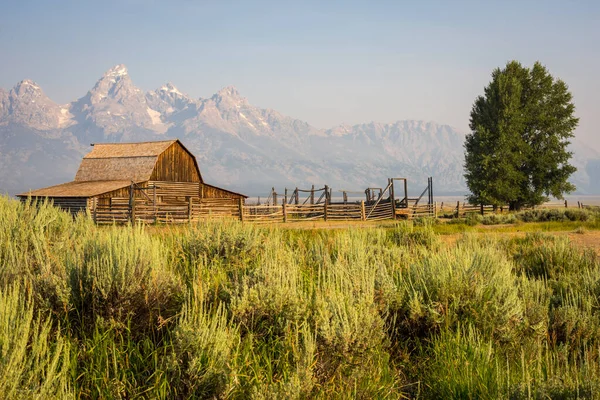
[2,196,600,399]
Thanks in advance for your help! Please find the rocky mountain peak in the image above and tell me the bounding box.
[0,79,71,131]
[216,85,240,97]
[70,64,160,135]
[211,85,247,109]
[158,82,183,96]
[12,79,44,96]
[103,64,129,80]
[88,64,140,103]
[146,82,197,119]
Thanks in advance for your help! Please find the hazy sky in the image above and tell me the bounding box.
[1,0,598,147]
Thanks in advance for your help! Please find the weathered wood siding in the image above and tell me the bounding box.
[22,197,89,215]
[150,142,201,183]
[201,183,243,202]
[148,181,199,203]
[147,180,244,203]
[93,183,148,206]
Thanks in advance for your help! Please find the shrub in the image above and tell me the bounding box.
[481,213,517,225]
[170,220,265,293]
[229,242,309,339]
[391,244,523,343]
[516,208,592,223]
[389,221,440,249]
[175,296,240,398]
[66,225,184,335]
[511,233,599,280]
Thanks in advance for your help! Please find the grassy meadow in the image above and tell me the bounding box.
[2,195,600,399]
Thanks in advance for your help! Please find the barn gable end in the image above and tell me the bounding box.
[150,141,202,183]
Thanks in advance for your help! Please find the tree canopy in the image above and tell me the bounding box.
[464,61,579,210]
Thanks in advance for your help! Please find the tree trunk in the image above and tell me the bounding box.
[509,202,522,211]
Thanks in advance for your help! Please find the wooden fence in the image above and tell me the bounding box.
[90,196,598,225]
[91,196,445,224]
[242,200,400,223]
[93,197,239,224]
[438,199,591,218]
[241,200,439,223]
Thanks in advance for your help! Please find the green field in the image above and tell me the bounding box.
[2,196,600,399]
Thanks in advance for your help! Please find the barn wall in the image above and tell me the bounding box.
[87,183,148,206]
[23,197,89,215]
[150,143,201,183]
[146,181,243,204]
[148,181,200,203]
[201,184,244,202]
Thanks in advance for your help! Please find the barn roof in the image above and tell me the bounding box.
[18,180,133,198]
[83,140,176,158]
[74,140,197,182]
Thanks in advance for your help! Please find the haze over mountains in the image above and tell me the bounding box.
[1,64,599,197]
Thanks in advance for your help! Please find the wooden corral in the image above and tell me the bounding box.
[18,139,246,223]
[246,177,437,223]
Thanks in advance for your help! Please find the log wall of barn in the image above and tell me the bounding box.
[147,181,200,203]
[150,143,202,183]
[147,181,244,203]
[94,183,148,206]
[201,184,243,202]
[22,197,89,215]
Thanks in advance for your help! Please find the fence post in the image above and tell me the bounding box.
[239,198,244,222]
[153,185,157,223]
[578,201,581,209]
[361,201,366,221]
[480,203,484,216]
[565,200,568,208]
[283,201,287,223]
[92,197,97,223]
[324,201,328,221]
[310,185,315,204]
[434,201,438,218]
[456,201,460,218]
[390,178,396,219]
[131,200,136,223]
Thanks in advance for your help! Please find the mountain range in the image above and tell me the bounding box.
[1,64,599,197]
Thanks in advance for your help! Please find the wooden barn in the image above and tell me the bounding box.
[17,139,247,223]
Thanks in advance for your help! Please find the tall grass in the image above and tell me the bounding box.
[0,284,72,398]
[2,195,600,398]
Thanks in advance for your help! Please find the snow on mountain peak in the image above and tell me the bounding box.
[159,82,183,96]
[104,64,128,78]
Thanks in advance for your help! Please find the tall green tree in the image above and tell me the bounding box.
[465,61,578,210]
